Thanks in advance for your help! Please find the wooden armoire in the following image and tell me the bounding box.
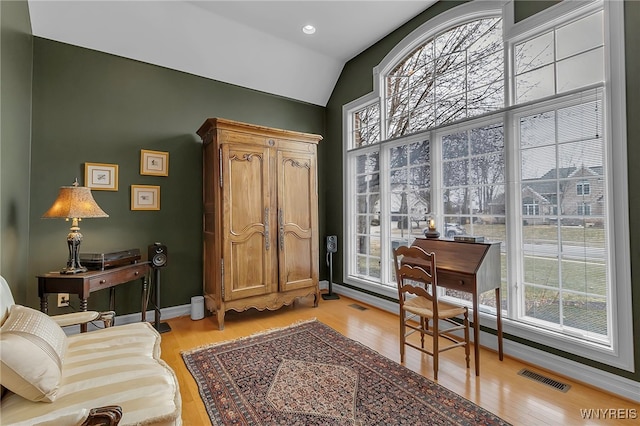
[197,118,322,329]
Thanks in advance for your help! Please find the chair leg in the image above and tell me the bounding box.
[400,309,405,363]
[432,319,439,380]
[420,317,425,349]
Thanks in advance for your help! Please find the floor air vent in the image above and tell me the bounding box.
[349,303,368,311]
[518,368,571,392]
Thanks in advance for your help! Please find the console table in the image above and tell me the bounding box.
[408,238,503,375]
[38,261,151,332]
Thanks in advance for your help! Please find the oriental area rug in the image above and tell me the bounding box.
[182,319,510,426]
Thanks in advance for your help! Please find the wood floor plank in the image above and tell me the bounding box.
[160,295,638,425]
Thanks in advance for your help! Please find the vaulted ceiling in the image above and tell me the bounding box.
[28,1,434,106]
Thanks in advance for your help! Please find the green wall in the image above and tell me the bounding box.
[27,38,325,314]
[0,0,32,303]
[324,0,639,382]
[513,0,560,23]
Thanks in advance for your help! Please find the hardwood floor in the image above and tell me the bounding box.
[161,295,637,425]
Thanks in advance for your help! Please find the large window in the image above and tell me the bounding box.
[343,0,631,370]
[516,92,608,341]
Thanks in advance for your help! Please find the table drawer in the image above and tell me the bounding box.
[438,271,474,291]
[88,264,148,290]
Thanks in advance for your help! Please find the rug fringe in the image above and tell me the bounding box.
[180,317,318,355]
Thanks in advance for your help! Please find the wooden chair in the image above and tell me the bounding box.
[393,245,470,380]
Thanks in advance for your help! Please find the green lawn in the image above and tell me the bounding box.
[356,223,609,336]
[472,223,605,246]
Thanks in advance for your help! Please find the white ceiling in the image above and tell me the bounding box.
[27,1,435,106]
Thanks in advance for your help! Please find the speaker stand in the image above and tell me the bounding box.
[153,268,172,333]
[322,251,340,301]
[155,322,172,334]
[322,292,340,300]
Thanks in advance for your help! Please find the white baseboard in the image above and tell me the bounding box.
[119,304,192,326]
[63,304,192,335]
[332,283,640,403]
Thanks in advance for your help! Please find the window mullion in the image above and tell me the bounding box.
[504,110,521,320]
[345,154,356,278]
[379,96,387,141]
[430,129,443,228]
[379,146,391,285]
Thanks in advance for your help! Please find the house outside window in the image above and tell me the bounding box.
[343,0,632,371]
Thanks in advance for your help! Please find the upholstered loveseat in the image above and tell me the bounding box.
[0,275,182,425]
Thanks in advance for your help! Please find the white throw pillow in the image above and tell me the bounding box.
[0,305,67,402]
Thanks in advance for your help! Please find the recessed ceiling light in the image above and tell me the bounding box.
[302,24,316,35]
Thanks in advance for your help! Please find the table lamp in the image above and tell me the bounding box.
[424,217,440,239]
[42,178,109,274]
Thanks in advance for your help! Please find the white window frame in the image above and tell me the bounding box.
[342,0,632,372]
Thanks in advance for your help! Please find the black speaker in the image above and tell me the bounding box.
[148,243,168,268]
[326,235,338,253]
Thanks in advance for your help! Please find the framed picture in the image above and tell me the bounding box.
[140,149,169,176]
[131,185,160,210]
[84,162,119,191]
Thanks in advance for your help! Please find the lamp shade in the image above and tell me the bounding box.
[42,183,109,219]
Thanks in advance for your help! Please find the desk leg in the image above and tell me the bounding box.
[496,288,504,361]
[108,287,116,326]
[40,296,48,315]
[38,279,48,314]
[472,293,480,376]
[109,287,116,312]
[141,276,148,322]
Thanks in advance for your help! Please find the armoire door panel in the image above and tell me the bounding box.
[281,235,313,288]
[227,150,267,232]
[222,144,275,300]
[280,161,312,228]
[277,150,318,291]
[227,236,274,299]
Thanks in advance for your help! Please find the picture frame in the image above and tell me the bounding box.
[84,162,119,191]
[131,185,160,211]
[140,149,169,176]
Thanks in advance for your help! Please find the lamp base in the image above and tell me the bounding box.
[61,266,88,274]
[62,226,86,274]
[424,230,440,239]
